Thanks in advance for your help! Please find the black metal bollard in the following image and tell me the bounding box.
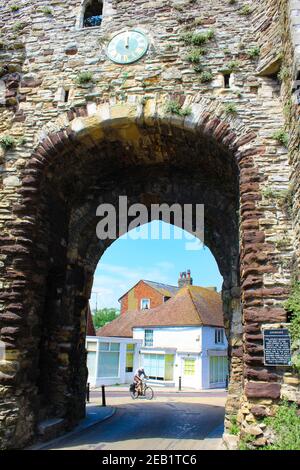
[86,382,90,403]
[225,375,229,390]
[101,385,106,407]
[178,376,182,392]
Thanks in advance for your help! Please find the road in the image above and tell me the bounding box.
[46,399,225,450]
[91,390,227,399]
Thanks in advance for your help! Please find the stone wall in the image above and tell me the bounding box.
[0,0,299,449]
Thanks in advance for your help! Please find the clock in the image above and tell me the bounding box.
[106,30,149,65]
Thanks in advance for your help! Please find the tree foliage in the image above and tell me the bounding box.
[92,308,120,329]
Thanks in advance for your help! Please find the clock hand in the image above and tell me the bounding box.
[125,35,129,49]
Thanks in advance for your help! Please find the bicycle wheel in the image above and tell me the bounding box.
[144,386,154,400]
[130,389,139,399]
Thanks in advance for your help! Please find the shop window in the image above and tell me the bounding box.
[209,356,228,384]
[98,342,120,378]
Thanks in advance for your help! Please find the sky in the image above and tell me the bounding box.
[90,221,223,311]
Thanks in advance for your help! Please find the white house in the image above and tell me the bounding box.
[87,284,228,389]
[86,336,142,387]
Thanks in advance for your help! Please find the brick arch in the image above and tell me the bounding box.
[0,98,286,449]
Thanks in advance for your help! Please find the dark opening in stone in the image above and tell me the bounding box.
[83,0,103,28]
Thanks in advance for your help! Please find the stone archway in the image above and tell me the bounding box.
[0,98,289,449]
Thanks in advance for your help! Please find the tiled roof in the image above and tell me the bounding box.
[143,280,179,298]
[118,279,178,301]
[97,286,223,338]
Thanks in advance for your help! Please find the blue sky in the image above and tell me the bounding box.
[90,221,223,310]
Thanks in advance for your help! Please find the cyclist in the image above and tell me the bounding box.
[134,367,148,395]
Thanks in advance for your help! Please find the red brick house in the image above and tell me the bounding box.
[118,270,193,315]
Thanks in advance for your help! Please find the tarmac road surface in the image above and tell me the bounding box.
[47,400,225,450]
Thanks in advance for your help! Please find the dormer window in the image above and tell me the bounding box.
[83,0,103,28]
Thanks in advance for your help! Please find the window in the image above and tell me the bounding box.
[215,329,224,344]
[126,344,135,373]
[143,353,165,380]
[144,329,153,347]
[223,73,231,89]
[64,89,70,103]
[99,342,109,351]
[141,298,150,310]
[86,341,97,351]
[83,0,103,28]
[209,356,228,384]
[184,358,195,376]
[98,342,120,378]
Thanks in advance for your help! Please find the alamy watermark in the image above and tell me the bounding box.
[96,196,204,251]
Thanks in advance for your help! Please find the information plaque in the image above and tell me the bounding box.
[263,328,292,366]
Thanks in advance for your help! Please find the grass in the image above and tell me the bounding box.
[238,434,256,450]
[165,100,192,117]
[221,60,240,74]
[185,48,205,64]
[248,46,260,59]
[264,401,300,450]
[181,30,214,47]
[41,7,53,15]
[224,103,237,115]
[13,21,26,32]
[278,66,289,81]
[0,135,16,149]
[284,281,300,371]
[76,71,93,85]
[199,70,213,83]
[229,416,239,436]
[239,5,253,15]
[272,129,289,147]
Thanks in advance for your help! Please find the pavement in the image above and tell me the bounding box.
[36,387,226,451]
[28,405,115,450]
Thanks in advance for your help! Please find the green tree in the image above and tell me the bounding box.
[92,308,120,329]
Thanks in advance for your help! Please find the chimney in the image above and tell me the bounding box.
[178,270,193,288]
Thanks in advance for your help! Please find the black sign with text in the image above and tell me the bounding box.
[263,328,292,366]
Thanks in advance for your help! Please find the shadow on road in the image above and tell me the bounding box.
[45,401,225,450]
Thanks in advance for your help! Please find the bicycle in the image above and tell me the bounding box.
[129,380,154,400]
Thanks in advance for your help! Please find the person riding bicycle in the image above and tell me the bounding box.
[134,367,148,395]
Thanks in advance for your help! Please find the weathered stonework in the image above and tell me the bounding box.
[0,0,299,449]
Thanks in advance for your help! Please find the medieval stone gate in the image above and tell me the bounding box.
[0,0,299,449]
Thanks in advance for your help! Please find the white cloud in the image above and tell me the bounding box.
[90,261,175,310]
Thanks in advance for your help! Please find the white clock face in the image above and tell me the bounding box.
[106,30,149,65]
